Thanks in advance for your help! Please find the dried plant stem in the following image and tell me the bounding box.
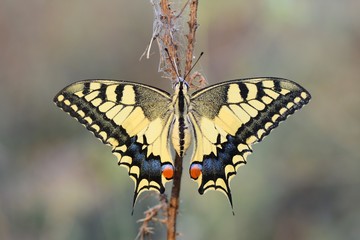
[159,0,181,78]
[167,154,183,240]
[163,1,198,239]
[139,0,199,239]
[184,0,199,80]
[136,195,168,240]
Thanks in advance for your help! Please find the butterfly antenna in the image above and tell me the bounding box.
[184,51,204,80]
[164,48,181,79]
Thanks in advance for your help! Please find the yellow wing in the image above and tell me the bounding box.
[54,80,174,209]
[188,77,311,208]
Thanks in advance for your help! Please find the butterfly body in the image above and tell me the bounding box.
[170,79,192,157]
[54,77,310,209]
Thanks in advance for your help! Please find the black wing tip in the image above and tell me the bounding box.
[53,94,59,104]
[131,184,165,215]
[53,90,66,104]
[264,77,312,101]
[198,182,235,214]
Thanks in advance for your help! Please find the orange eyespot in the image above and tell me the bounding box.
[162,164,174,179]
[190,163,202,180]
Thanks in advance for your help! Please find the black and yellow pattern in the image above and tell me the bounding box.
[54,80,175,208]
[54,77,310,210]
[188,78,310,207]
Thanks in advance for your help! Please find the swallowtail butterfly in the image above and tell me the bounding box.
[54,77,310,209]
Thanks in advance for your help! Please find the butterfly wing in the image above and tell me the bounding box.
[188,77,311,207]
[54,80,174,208]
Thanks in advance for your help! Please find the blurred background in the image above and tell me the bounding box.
[1,1,359,239]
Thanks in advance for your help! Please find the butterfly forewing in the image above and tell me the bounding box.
[54,80,174,207]
[188,77,311,207]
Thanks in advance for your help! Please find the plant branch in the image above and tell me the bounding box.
[165,1,199,239]
[184,0,199,80]
[139,0,200,239]
[167,154,183,240]
[159,0,181,78]
[136,195,168,240]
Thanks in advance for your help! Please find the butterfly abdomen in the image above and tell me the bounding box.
[171,116,191,157]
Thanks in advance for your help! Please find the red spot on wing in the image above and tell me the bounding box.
[162,164,174,179]
[190,163,202,180]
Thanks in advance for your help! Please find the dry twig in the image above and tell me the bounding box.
[184,0,199,81]
[136,195,168,240]
[138,0,200,239]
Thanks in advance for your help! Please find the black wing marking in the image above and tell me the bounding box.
[189,77,311,209]
[54,80,174,210]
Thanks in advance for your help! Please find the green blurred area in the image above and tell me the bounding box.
[1,1,359,239]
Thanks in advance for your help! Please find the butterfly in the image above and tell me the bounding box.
[54,77,310,209]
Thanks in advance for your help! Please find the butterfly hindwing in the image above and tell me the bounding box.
[54,80,174,207]
[188,78,311,207]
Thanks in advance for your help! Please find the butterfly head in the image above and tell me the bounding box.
[173,77,189,93]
